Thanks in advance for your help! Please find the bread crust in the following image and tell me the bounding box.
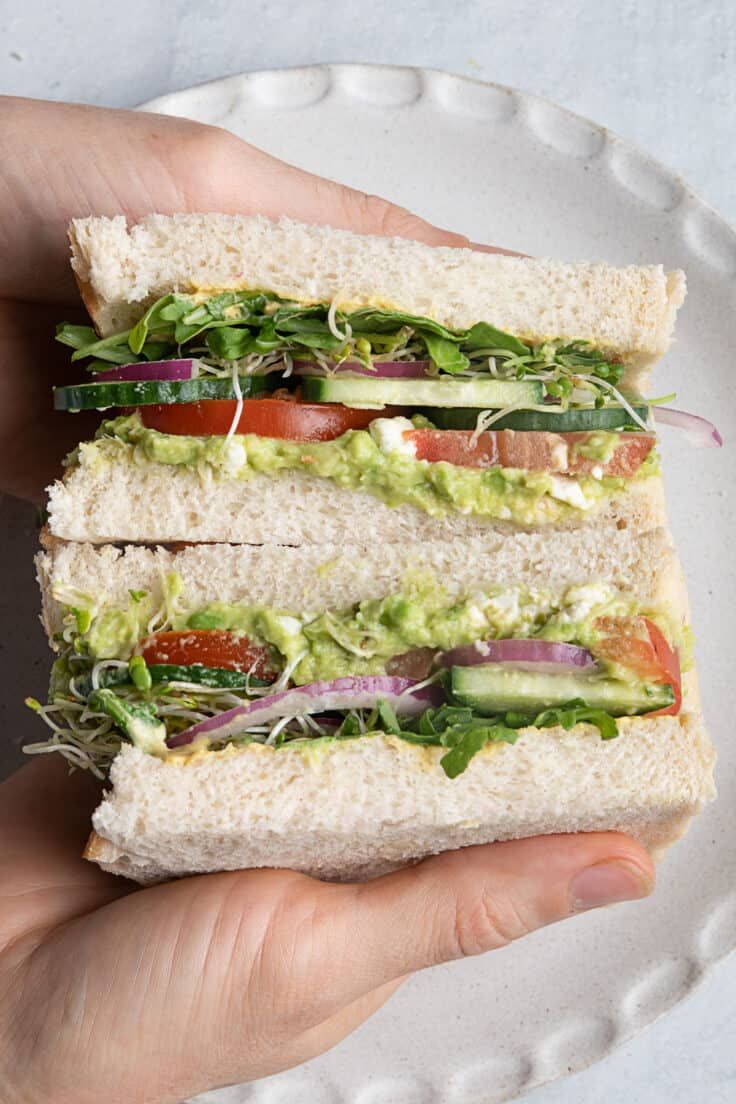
[83,829,109,862]
[85,718,716,884]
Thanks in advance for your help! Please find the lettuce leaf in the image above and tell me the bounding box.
[56,291,624,386]
[529,697,619,740]
[370,697,619,778]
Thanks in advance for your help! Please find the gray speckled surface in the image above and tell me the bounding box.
[1,3,734,1101]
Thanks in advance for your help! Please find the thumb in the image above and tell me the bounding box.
[174,123,524,251]
[172,123,473,249]
[331,832,654,995]
[180,122,522,251]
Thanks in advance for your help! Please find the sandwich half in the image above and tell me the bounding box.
[30,529,714,882]
[46,214,687,545]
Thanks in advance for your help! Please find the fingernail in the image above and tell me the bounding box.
[570,860,654,912]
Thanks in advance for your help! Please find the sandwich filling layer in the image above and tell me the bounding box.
[28,570,687,779]
[54,292,662,529]
[67,413,658,527]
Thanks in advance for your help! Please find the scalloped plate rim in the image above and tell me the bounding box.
[140,61,736,250]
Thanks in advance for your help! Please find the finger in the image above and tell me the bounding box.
[0,758,129,950]
[324,833,654,1000]
[173,127,469,248]
[1,758,100,865]
[178,832,654,1046]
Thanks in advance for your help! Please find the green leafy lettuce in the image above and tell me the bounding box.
[56,290,624,385]
[336,696,618,779]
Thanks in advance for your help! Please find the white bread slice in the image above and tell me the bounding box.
[85,715,715,884]
[68,214,686,390]
[45,454,666,546]
[36,527,684,647]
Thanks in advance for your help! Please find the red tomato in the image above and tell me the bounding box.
[642,619,682,716]
[564,433,656,477]
[594,616,681,715]
[407,429,501,468]
[405,429,655,476]
[139,398,405,441]
[137,630,276,678]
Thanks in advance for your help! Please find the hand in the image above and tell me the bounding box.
[0,98,654,1104]
[0,96,507,502]
[0,757,654,1104]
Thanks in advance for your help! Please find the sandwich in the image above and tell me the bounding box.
[26,213,717,883]
[29,530,714,883]
[44,213,716,547]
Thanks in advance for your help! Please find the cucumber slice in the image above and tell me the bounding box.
[451,664,673,716]
[147,664,267,689]
[54,374,273,411]
[302,376,543,409]
[87,688,166,754]
[75,663,268,696]
[421,404,650,432]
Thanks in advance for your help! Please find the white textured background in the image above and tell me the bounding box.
[0,2,734,1102]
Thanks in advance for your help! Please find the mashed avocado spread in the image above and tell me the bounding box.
[70,414,658,528]
[60,570,677,685]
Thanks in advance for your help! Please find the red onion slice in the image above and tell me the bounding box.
[99,359,197,382]
[440,639,596,673]
[293,360,431,379]
[166,675,444,749]
[654,407,723,447]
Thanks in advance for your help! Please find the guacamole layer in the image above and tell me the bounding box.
[67,414,658,528]
[58,571,677,686]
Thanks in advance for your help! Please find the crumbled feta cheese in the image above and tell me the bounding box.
[550,440,569,471]
[591,465,604,480]
[277,616,303,637]
[221,439,247,474]
[548,476,592,510]
[485,589,522,628]
[369,417,417,456]
[562,582,616,622]
[466,604,490,628]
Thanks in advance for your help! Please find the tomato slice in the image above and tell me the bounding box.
[594,616,681,715]
[643,619,682,716]
[137,630,276,678]
[564,433,656,477]
[138,398,406,441]
[406,429,655,476]
[408,430,501,468]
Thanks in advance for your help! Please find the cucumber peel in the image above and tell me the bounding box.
[54,374,273,411]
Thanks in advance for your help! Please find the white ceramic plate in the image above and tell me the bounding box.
[140,65,736,1104]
